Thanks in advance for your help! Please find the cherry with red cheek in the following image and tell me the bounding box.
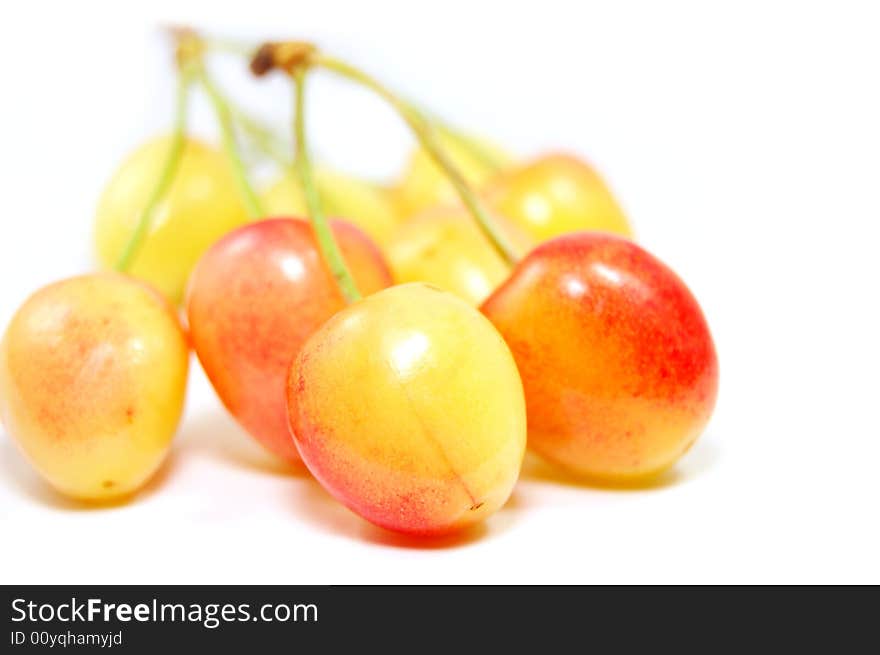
[186,217,393,463]
[481,232,718,481]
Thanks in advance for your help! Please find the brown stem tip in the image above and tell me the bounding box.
[250,41,316,76]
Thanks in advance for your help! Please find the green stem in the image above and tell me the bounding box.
[227,102,293,168]
[115,70,192,272]
[293,68,362,303]
[197,67,265,218]
[398,101,506,171]
[313,54,518,266]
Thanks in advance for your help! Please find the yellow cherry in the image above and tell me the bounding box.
[0,273,189,501]
[287,283,526,536]
[94,135,250,303]
[393,132,512,220]
[385,205,531,305]
[261,168,400,247]
[484,152,634,241]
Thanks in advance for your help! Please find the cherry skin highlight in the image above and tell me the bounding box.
[186,217,392,463]
[0,273,189,500]
[287,283,527,536]
[481,232,718,481]
[484,153,633,243]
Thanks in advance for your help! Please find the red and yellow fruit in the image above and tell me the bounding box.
[482,232,717,480]
[288,283,526,535]
[0,273,189,500]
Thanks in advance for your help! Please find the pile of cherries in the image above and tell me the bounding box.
[0,33,718,536]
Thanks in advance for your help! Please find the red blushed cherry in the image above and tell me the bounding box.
[186,217,393,463]
[481,232,718,481]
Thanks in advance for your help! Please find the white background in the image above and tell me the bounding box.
[1,1,878,584]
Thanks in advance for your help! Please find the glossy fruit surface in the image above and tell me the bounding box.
[94,136,250,303]
[482,233,718,480]
[393,133,511,220]
[0,273,188,500]
[288,283,526,535]
[485,153,633,242]
[262,169,400,247]
[186,218,392,463]
[385,206,532,305]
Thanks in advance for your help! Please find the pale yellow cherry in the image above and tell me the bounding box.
[484,152,634,242]
[287,283,526,536]
[0,273,189,501]
[94,135,250,303]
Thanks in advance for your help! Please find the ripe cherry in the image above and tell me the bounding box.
[484,153,633,242]
[0,273,189,500]
[482,232,718,480]
[288,282,526,535]
[94,136,249,303]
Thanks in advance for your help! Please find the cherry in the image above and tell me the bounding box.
[484,152,634,243]
[94,135,250,304]
[482,232,718,480]
[288,282,526,535]
[0,273,188,500]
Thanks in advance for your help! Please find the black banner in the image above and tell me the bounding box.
[1,585,875,651]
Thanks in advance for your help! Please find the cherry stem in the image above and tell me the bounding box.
[227,102,293,168]
[312,53,518,266]
[201,36,504,196]
[292,68,362,303]
[234,111,356,218]
[115,68,193,272]
[197,66,265,219]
